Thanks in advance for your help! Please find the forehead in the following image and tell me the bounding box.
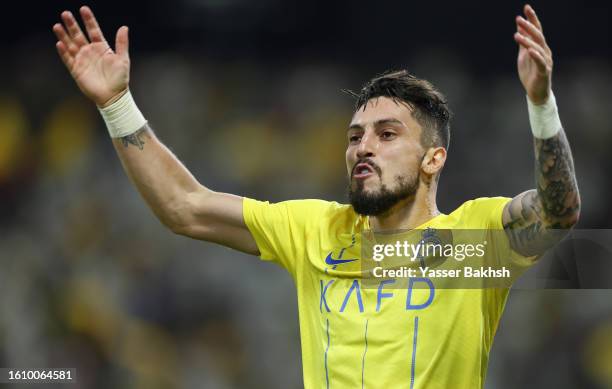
[350,96,419,131]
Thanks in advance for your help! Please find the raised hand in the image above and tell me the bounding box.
[53,6,130,107]
[514,4,552,105]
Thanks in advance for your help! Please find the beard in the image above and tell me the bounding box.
[348,173,419,216]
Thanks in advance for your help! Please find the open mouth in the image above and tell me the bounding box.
[353,162,376,179]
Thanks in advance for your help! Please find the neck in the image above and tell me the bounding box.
[368,183,439,231]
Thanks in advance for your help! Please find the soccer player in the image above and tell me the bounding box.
[52,4,580,388]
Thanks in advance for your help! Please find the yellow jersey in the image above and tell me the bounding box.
[243,196,525,389]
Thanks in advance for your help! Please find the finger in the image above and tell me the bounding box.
[79,6,106,43]
[115,26,129,58]
[53,23,80,56]
[517,25,529,37]
[525,4,543,32]
[61,11,88,46]
[514,32,549,61]
[516,16,547,47]
[528,48,547,73]
[55,41,74,69]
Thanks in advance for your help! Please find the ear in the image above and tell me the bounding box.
[421,147,447,176]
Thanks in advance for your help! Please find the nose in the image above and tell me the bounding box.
[356,131,377,159]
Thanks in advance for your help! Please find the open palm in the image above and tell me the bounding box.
[53,6,130,107]
[514,5,552,105]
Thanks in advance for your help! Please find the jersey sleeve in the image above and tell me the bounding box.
[242,197,331,275]
[459,196,510,230]
[467,196,538,269]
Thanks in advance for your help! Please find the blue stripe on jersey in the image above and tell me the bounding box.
[361,319,369,389]
[410,316,419,389]
[325,318,330,389]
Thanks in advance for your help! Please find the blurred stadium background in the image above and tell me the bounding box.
[1,0,611,388]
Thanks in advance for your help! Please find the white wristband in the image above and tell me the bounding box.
[98,90,147,138]
[526,92,562,139]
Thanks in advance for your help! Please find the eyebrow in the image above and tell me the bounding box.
[348,118,406,131]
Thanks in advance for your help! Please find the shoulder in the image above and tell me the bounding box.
[448,197,512,229]
[454,197,512,212]
[245,198,344,213]
[287,200,358,227]
[244,197,355,224]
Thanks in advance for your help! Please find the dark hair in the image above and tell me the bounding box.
[345,70,451,150]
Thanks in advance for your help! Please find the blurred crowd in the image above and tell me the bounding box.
[1,30,612,389]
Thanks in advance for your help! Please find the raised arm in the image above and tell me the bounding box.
[52,6,259,255]
[502,4,581,257]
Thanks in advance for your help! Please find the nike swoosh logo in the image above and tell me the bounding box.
[325,253,358,266]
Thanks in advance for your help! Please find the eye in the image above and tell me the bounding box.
[381,130,396,140]
[349,134,362,143]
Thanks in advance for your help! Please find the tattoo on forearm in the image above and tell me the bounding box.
[534,130,580,227]
[503,130,580,256]
[121,127,149,150]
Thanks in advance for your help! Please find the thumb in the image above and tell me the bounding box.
[115,26,129,58]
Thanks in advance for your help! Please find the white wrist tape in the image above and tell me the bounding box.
[98,90,147,138]
[526,92,562,139]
